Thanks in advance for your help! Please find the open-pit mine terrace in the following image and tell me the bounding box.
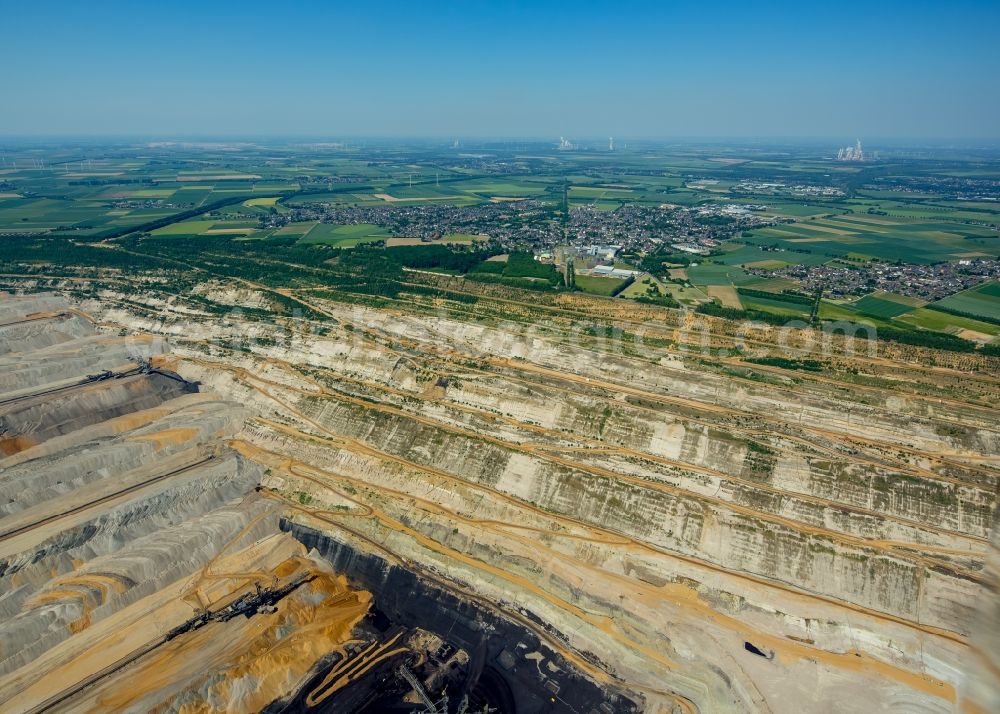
[0,292,637,714]
[1,281,998,714]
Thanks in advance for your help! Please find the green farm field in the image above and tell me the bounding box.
[686,263,752,286]
[746,213,999,264]
[851,292,924,319]
[930,281,1000,321]
[896,307,1000,337]
[299,223,390,246]
[739,293,812,318]
[574,274,629,296]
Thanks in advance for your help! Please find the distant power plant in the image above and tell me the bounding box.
[836,139,875,161]
[609,137,615,151]
[558,136,575,150]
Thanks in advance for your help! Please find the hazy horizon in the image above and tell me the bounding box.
[3,0,999,139]
[2,135,1000,145]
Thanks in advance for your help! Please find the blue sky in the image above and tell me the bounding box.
[2,0,998,139]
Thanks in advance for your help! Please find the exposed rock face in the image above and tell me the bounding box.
[0,292,634,714]
[961,506,1000,713]
[86,281,992,714]
[0,312,94,357]
[3,278,998,713]
[0,295,347,713]
[0,372,197,456]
